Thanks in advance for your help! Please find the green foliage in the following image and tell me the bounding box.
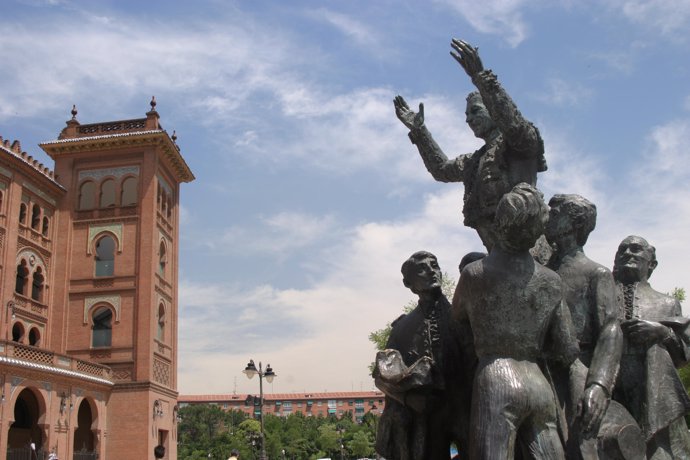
[348,430,374,458]
[178,404,380,460]
[316,424,339,455]
[672,287,686,302]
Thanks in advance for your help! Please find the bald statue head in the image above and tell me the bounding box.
[613,235,658,284]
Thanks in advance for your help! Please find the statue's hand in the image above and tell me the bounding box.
[622,319,669,345]
[394,95,424,130]
[450,38,484,79]
[577,383,608,438]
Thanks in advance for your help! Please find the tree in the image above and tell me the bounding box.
[316,423,340,456]
[348,430,374,458]
[178,405,379,460]
[672,287,686,302]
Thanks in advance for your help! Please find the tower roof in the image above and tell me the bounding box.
[40,99,195,183]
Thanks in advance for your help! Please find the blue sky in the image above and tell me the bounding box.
[1,0,689,395]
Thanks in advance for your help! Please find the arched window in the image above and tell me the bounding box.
[12,322,24,343]
[158,241,167,277]
[78,181,96,210]
[15,260,29,295]
[31,267,44,302]
[95,235,115,277]
[121,176,138,206]
[19,203,27,224]
[42,216,50,237]
[0,190,4,212]
[92,307,113,347]
[31,204,41,230]
[157,304,165,342]
[100,179,116,208]
[28,327,40,346]
[166,197,172,219]
[160,191,167,216]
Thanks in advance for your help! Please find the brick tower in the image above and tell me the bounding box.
[40,99,194,459]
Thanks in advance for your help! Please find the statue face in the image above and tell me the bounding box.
[544,202,573,246]
[614,236,653,283]
[404,255,442,294]
[465,99,495,139]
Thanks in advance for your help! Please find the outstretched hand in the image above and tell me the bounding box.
[394,95,424,130]
[577,384,608,438]
[450,38,484,79]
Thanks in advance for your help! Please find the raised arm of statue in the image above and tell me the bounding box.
[394,95,469,183]
[450,38,542,159]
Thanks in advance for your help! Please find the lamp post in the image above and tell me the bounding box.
[243,359,276,460]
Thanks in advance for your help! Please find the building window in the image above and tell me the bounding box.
[28,327,40,346]
[19,203,27,224]
[12,322,24,343]
[0,190,3,212]
[157,304,165,342]
[31,266,44,302]
[92,307,113,347]
[95,235,115,277]
[31,204,40,230]
[100,179,116,208]
[42,216,50,237]
[121,176,138,206]
[159,241,167,277]
[166,197,172,219]
[15,260,29,295]
[78,181,96,210]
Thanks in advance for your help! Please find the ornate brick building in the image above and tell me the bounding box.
[0,100,193,459]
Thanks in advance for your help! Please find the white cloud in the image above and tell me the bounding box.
[434,0,531,47]
[211,212,340,256]
[535,78,593,107]
[0,12,310,122]
[618,0,690,38]
[307,8,381,49]
[227,87,482,183]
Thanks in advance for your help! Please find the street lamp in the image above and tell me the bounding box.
[243,359,276,460]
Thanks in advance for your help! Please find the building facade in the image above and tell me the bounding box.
[0,100,193,459]
[178,391,385,422]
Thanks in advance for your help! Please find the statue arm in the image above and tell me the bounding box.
[660,300,690,368]
[585,269,623,394]
[545,299,580,367]
[408,125,469,183]
[472,70,543,159]
[394,94,467,183]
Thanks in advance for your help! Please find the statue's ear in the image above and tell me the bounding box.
[402,278,411,288]
[648,259,658,276]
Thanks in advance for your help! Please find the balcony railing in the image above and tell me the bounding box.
[0,340,112,382]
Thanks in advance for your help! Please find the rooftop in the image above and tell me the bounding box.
[179,391,384,402]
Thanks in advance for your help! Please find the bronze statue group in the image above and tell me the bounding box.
[373,39,690,460]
